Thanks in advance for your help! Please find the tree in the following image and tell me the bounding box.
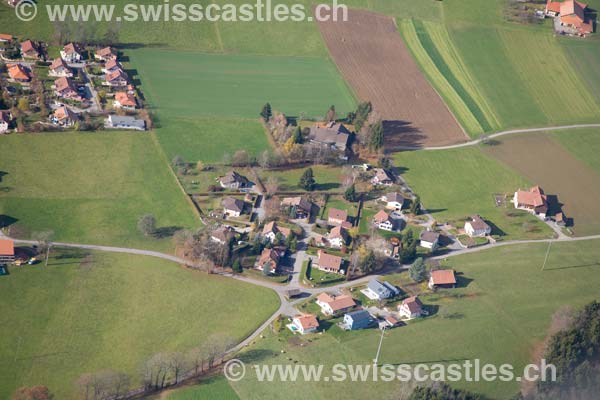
[232,150,250,167]
[232,259,243,273]
[344,184,357,202]
[361,249,377,274]
[409,257,427,283]
[12,386,52,400]
[17,98,29,113]
[138,214,156,236]
[260,103,272,121]
[299,167,316,191]
[410,195,421,215]
[369,119,384,151]
[259,149,271,168]
[141,353,171,391]
[31,231,54,260]
[353,101,372,132]
[325,105,336,122]
[265,176,279,196]
[171,155,184,168]
[292,126,303,144]
[196,161,205,171]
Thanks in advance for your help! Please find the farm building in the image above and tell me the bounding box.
[464,215,492,237]
[428,269,457,290]
[513,186,548,218]
[308,121,351,151]
[315,293,356,316]
[545,0,593,36]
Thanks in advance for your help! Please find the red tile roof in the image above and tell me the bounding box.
[0,239,15,256]
[7,63,31,81]
[317,250,343,272]
[430,270,456,286]
[0,34,13,41]
[373,209,391,224]
[516,186,547,208]
[294,314,319,330]
[328,208,348,222]
[114,91,136,107]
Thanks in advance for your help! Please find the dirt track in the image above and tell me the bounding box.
[317,9,467,148]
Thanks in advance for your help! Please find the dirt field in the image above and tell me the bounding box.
[317,9,467,148]
[483,133,600,236]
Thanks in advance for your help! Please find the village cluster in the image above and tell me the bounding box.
[0,34,147,134]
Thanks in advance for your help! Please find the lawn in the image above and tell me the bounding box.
[228,239,600,399]
[0,132,198,251]
[261,166,344,193]
[393,146,553,240]
[0,250,279,400]
[153,376,239,400]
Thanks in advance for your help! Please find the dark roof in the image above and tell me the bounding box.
[309,122,351,149]
[222,197,245,212]
[420,230,440,243]
[220,171,249,185]
[346,309,373,322]
[385,192,403,203]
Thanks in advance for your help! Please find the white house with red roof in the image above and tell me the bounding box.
[315,293,356,316]
[513,186,548,218]
[60,43,83,63]
[545,0,593,36]
[0,239,15,265]
[315,250,344,274]
[398,296,424,319]
[290,314,319,334]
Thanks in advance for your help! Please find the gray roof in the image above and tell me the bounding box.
[346,309,373,323]
[309,122,351,149]
[222,197,245,212]
[420,230,440,243]
[220,171,249,185]
[386,192,403,203]
[107,115,145,129]
[367,279,399,298]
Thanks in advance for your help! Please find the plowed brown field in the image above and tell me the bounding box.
[317,9,467,148]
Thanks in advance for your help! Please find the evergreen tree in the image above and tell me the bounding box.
[409,257,427,283]
[410,195,421,215]
[292,126,303,144]
[299,167,316,191]
[260,103,272,121]
[344,184,357,202]
[369,119,384,151]
[325,105,336,122]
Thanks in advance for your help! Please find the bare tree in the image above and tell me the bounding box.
[141,353,171,391]
[168,352,187,385]
[187,346,208,376]
[265,176,279,197]
[259,149,271,169]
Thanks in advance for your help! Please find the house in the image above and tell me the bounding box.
[381,192,404,211]
[546,0,593,36]
[0,110,12,133]
[420,230,440,250]
[398,296,424,319]
[0,34,13,43]
[291,314,319,334]
[327,225,346,249]
[104,69,128,87]
[222,197,245,217]
[281,196,312,219]
[49,57,72,77]
[343,310,376,330]
[219,171,250,190]
[7,63,31,82]
[315,250,344,274]
[362,279,400,300]
[254,248,280,274]
[315,293,356,316]
[60,43,83,62]
[102,58,122,74]
[513,186,548,218]
[0,239,15,265]
[428,269,457,290]
[371,168,394,186]
[373,210,394,231]
[113,91,137,110]
[464,215,491,237]
[95,46,116,62]
[20,40,39,59]
[262,221,291,243]
[308,121,351,151]
[105,115,146,131]
[54,77,83,101]
[327,208,348,226]
[50,106,77,127]
[210,226,235,245]
[381,315,401,329]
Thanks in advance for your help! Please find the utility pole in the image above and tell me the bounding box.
[44,244,51,267]
[373,326,386,365]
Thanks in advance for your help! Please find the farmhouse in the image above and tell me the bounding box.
[0,110,11,133]
[219,171,250,190]
[428,269,457,290]
[54,77,83,101]
[464,215,492,237]
[60,43,83,63]
[373,210,394,231]
[105,115,146,131]
[113,92,137,110]
[315,293,356,316]
[50,106,78,127]
[7,63,31,82]
[262,221,291,243]
[222,197,245,217]
[362,279,400,301]
[210,226,235,245]
[513,186,548,218]
[381,192,404,211]
[255,248,281,274]
[281,196,312,219]
[104,69,128,87]
[20,40,39,59]
[0,34,13,43]
[291,314,319,334]
[308,121,351,151]
[0,239,15,265]
[546,0,593,36]
[327,225,346,248]
[371,168,394,186]
[419,230,440,250]
[342,310,376,330]
[398,296,423,319]
[327,208,348,226]
[95,46,116,62]
[49,57,72,77]
[315,250,344,274]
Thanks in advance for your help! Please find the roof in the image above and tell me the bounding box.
[420,230,440,244]
[385,315,400,325]
[63,42,80,55]
[316,293,335,303]
[367,279,394,297]
[211,226,234,242]
[294,314,319,330]
[53,106,76,121]
[328,295,356,312]
[105,69,127,83]
[281,196,312,211]
[220,171,249,185]
[467,215,490,231]
[328,208,348,222]
[430,269,456,285]
[0,34,13,41]
[55,76,75,93]
[0,239,14,256]
[20,40,37,54]
[373,209,391,224]
[560,0,587,17]
[385,192,403,203]
[346,309,372,322]
[257,248,280,268]
[222,197,245,212]
[515,186,547,208]
[115,91,136,107]
[318,251,343,272]
[262,221,291,238]
[105,58,120,70]
[7,63,31,81]
[96,46,115,58]
[329,225,345,239]
[309,122,351,148]
[546,0,562,13]
[400,296,423,314]
[107,115,145,129]
[50,57,69,70]
[373,168,392,182]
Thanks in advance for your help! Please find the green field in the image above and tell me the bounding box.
[562,37,600,105]
[393,146,553,240]
[552,128,600,174]
[0,132,197,251]
[150,376,239,399]
[228,239,600,399]
[0,250,279,399]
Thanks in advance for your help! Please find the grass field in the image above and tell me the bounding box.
[229,239,600,399]
[393,146,553,240]
[0,132,197,251]
[551,128,600,174]
[151,377,239,400]
[0,250,279,399]
[484,130,600,236]
[562,37,600,105]
[260,166,343,193]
